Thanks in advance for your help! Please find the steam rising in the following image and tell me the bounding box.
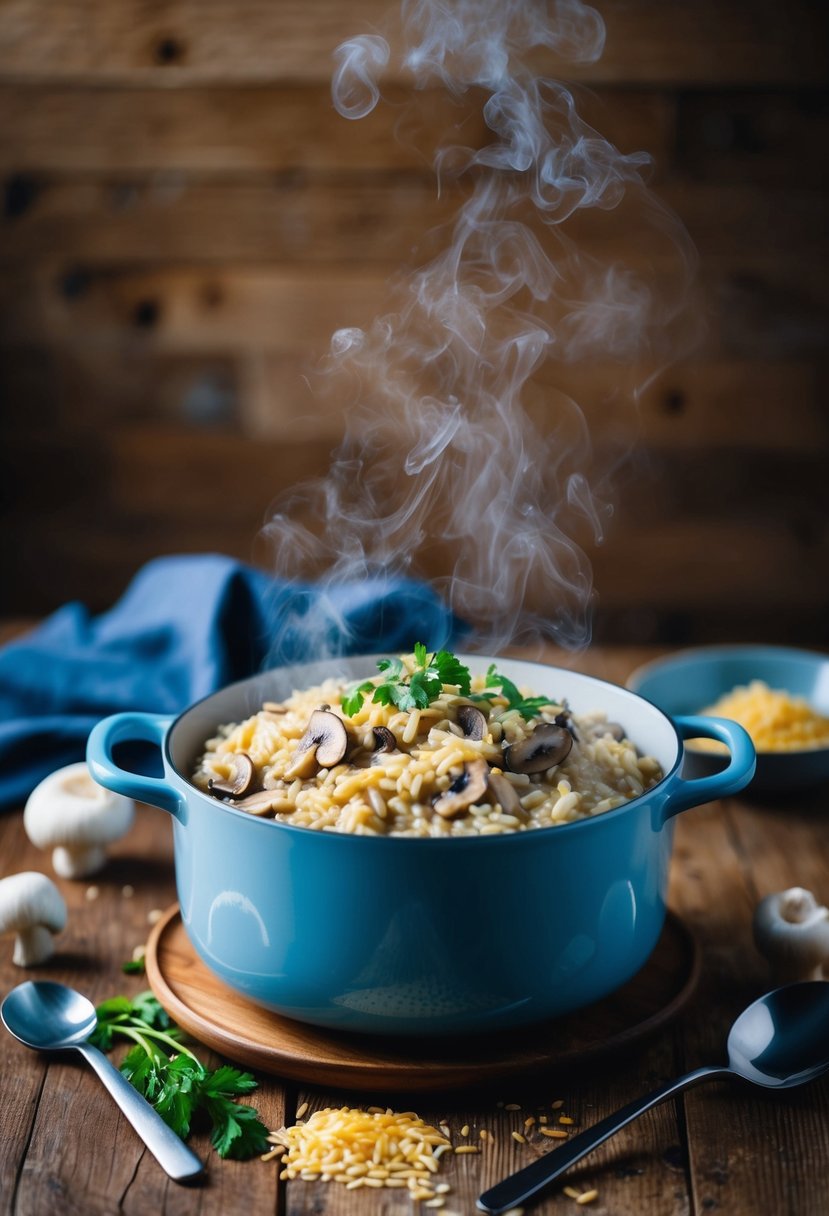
[264,0,696,655]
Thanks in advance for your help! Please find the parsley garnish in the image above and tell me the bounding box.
[341,645,472,717]
[470,664,553,721]
[89,991,269,1159]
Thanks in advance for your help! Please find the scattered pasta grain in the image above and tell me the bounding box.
[541,1128,569,1139]
[576,1190,599,1205]
[552,1100,565,1110]
[559,1115,574,1125]
[454,1145,480,1154]
[121,885,134,898]
[511,1131,527,1144]
[267,1106,450,1193]
[85,886,99,902]
[295,1101,308,1119]
[460,1125,470,1137]
[505,1103,521,1111]
[563,1186,581,1199]
[147,908,163,924]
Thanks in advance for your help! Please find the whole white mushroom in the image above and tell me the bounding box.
[0,871,67,965]
[24,762,135,879]
[753,886,829,983]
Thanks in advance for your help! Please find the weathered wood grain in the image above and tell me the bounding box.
[2,179,824,268]
[677,90,829,187]
[0,1,825,86]
[0,85,672,174]
[671,798,829,1216]
[2,419,828,622]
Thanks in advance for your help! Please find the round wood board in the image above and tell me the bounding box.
[146,905,699,1093]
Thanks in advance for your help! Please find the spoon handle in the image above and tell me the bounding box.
[477,1065,731,1214]
[77,1042,204,1182]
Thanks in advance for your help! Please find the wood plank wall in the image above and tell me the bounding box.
[1,0,827,644]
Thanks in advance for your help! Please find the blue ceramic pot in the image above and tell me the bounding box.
[87,656,755,1036]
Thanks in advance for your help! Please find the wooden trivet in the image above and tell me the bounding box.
[145,905,699,1093]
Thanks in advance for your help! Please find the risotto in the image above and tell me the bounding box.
[192,652,663,838]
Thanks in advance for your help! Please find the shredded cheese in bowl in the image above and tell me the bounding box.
[693,680,829,754]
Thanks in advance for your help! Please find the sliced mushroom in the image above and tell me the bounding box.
[285,709,349,779]
[457,705,487,740]
[486,772,526,820]
[432,759,490,820]
[208,752,256,798]
[504,724,573,775]
[372,726,397,753]
[554,708,579,742]
[233,791,283,816]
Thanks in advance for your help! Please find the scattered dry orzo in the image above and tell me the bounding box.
[265,1106,454,1200]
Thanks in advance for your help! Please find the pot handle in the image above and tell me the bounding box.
[662,714,756,820]
[87,712,183,819]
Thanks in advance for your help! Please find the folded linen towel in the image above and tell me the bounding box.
[0,554,459,811]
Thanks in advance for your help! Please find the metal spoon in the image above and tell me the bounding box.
[1,980,204,1183]
[479,981,829,1215]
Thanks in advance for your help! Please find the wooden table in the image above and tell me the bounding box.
[1,647,828,1215]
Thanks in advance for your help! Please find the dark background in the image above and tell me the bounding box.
[1,0,827,645]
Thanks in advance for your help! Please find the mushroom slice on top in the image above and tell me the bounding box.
[504,723,573,775]
[486,772,526,820]
[285,709,349,779]
[372,726,397,753]
[234,791,282,816]
[208,752,256,798]
[432,759,490,820]
[457,705,487,741]
[554,708,579,742]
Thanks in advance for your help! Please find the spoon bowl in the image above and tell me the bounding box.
[479,982,829,1214]
[727,981,829,1088]
[1,979,203,1183]
[2,980,98,1050]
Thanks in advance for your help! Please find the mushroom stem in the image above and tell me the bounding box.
[13,924,57,967]
[52,843,108,880]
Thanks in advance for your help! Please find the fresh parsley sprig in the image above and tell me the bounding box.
[341,644,472,717]
[90,992,269,1159]
[470,664,553,720]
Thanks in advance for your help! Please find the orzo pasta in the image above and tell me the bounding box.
[192,652,663,837]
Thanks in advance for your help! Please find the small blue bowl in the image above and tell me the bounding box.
[628,645,829,794]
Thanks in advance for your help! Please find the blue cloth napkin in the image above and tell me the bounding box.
[0,554,460,811]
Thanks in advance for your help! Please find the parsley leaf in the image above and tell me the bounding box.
[339,645,472,718]
[92,991,269,1159]
[472,664,553,721]
[341,679,375,717]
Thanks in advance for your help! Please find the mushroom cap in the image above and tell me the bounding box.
[486,771,524,817]
[753,887,829,970]
[457,705,487,741]
[504,723,573,774]
[24,762,135,850]
[372,727,397,753]
[433,759,490,819]
[0,871,67,935]
[208,752,256,798]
